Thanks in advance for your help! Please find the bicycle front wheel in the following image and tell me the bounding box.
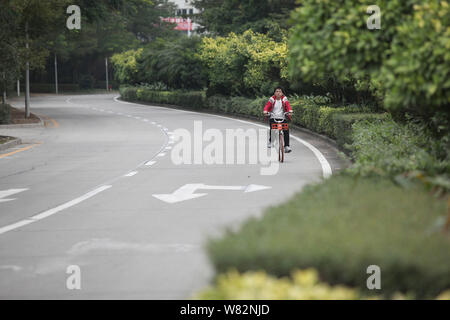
[279,132,284,163]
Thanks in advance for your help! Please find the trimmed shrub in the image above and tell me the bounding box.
[0,104,11,124]
[195,269,362,300]
[350,118,450,176]
[122,87,206,109]
[119,86,138,101]
[120,86,389,152]
[206,174,450,298]
[334,113,388,151]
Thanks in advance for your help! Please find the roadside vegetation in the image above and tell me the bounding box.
[1,0,448,298]
[115,0,450,299]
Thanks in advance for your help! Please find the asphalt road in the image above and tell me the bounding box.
[0,93,345,299]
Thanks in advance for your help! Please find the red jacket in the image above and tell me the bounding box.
[264,95,292,119]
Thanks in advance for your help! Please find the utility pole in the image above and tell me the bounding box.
[2,73,6,104]
[25,21,30,118]
[187,18,191,37]
[105,57,109,91]
[54,53,58,94]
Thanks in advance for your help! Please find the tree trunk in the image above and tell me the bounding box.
[55,53,58,94]
[105,57,109,91]
[2,72,6,104]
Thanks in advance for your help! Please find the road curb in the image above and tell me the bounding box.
[0,137,22,152]
[0,114,44,129]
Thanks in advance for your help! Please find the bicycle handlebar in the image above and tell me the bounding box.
[265,112,292,123]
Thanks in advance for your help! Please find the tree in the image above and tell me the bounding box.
[198,30,288,96]
[0,1,21,104]
[193,0,297,38]
[9,0,71,116]
[288,0,450,124]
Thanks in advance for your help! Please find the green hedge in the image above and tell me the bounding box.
[206,173,450,298]
[350,118,450,177]
[334,113,388,152]
[120,86,205,109]
[0,104,11,124]
[120,87,387,151]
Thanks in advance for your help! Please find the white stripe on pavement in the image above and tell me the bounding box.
[113,96,332,178]
[0,185,112,235]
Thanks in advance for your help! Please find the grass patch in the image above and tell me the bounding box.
[207,174,450,298]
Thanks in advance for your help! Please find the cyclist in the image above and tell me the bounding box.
[263,87,293,153]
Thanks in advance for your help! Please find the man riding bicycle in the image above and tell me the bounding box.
[263,87,293,153]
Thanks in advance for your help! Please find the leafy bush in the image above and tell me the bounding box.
[140,37,206,90]
[110,49,143,85]
[350,118,450,176]
[380,0,450,117]
[334,113,388,151]
[120,86,388,151]
[0,104,11,124]
[120,87,206,109]
[288,0,450,123]
[199,30,288,96]
[138,82,168,91]
[206,174,450,298]
[194,269,361,300]
[119,86,138,101]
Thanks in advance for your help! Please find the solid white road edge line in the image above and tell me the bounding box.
[113,96,332,178]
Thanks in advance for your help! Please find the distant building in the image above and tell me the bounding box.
[171,0,197,16]
[169,0,201,35]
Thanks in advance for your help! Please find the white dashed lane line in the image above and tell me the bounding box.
[124,171,138,177]
[0,97,172,235]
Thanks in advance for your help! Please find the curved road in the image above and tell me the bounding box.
[0,94,344,299]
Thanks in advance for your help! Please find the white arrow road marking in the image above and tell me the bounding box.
[0,189,28,203]
[0,185,111,235]
[153,184,271,204]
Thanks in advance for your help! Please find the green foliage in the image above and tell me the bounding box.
[288,0,449,123]
[137,36,206,90]
[380,0,450,117]
[349,118,450,177]
[0,2,21,90]
[193,0,297,37]
[194,268,362,300]
[333,113,388,151]
[199,30,288,96]
[121,86,386,151]
[111,49,143,85]
[206,174,450,298]
[120,86,205,109]
[0,104,12,124]
[119,86,138,101]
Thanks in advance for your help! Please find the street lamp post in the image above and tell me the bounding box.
[105,57,109,91]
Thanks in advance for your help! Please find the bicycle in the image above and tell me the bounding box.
[266,112,290,163]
